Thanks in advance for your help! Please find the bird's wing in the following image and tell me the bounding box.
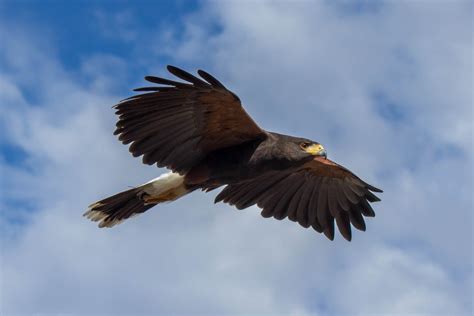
[114,66,266,174]
[215,157,382,241]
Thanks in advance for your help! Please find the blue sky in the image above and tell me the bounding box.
[0,1,472,315]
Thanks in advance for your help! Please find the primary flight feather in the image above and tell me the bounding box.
[84,65,382,241]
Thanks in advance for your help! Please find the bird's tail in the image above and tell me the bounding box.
[84,172,190,228]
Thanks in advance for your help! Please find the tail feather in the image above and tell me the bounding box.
[84,188,155,228]
[84,172,189,228]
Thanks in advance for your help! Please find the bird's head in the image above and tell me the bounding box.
[298,140,327,159]
[269,133,327,162]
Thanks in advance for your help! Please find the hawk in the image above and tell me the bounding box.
[85,66,382,241]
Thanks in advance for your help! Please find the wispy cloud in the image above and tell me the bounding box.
[1,1,472,315]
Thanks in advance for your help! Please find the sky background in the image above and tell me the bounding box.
[0,0,472,315]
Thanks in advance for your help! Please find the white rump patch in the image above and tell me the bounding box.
[142,171,188,201]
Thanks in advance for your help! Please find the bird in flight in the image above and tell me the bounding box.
[84,66,382,241]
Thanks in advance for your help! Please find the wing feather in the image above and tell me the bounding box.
[317,177,330,231]
[349,207,366,231]
[113,66,265,173]
[295,176,315,228]
[272,177,305,220]
[308,177,323,231]
[216,157,382,241]
[335,211,352,241]
[167,65,210,87]
[198,69,227,89]
[287,180,307,222]
[144,75,191,88]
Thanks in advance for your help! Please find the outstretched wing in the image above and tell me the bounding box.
[114,66,266,174]
[215,157,382,241]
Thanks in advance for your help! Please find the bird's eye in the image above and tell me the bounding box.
[300,142,310,150]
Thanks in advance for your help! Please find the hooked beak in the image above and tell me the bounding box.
[318,148,327,159]
[305,144,327,159]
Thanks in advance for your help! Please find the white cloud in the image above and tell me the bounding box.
[327,246,467,315]
[1,1,472,315]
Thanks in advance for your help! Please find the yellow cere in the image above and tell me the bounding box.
[305,144,324,155]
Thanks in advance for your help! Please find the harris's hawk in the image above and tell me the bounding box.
[85,66,382,241]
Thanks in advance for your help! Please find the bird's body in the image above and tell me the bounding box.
[187,133,314,186]
[85,66,382,241]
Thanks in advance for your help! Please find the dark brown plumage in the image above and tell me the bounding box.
[85,65,382,240]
